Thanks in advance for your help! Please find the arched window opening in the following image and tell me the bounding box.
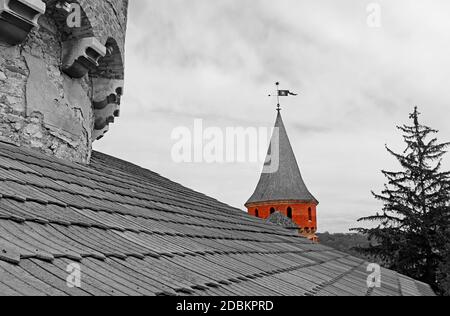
[308,207,313,221]
[255,209,259,217]
[92,37,125,80]
[287,207,293,219]
[270,207,275,215]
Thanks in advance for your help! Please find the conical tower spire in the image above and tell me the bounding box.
[246,110,318,241]
[246,111,317,204]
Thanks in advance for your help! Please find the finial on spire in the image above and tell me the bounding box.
[268,82,298,112]
[276,82,281,112]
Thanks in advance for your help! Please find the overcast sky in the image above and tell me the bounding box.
[95,0,450,233]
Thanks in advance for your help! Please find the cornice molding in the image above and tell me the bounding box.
[0,0,46,45]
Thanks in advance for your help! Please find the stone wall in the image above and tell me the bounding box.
[0,0,129,164]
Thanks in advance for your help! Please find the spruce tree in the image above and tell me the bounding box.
[439,244,450,295]
[353,107,450,294]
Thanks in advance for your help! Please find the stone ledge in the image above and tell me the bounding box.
[92,78,123,141]
[0,0,46,45]
[62,37,106,78]
[92,124,108,141]
[94,103,119,130]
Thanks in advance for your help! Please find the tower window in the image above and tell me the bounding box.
[287,207,293,219]
[270,207,275,215]
[255,209,259,217]
[308,207,313,221]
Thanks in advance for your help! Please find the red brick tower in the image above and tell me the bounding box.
[246,111,318,241]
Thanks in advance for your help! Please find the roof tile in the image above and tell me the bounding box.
[0,142,435,296]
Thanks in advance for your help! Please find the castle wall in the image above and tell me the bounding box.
[0,0,128,163]
[0,14,93,162]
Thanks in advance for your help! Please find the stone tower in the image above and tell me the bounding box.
[246,111,319,241]
[0,0,129,163]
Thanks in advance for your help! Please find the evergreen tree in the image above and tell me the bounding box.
[438,243,450,295]
[353,107,450,294]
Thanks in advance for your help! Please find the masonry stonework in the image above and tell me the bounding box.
[0,0,128,163]
[247,202,318,237]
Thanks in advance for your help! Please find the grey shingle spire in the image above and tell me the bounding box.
[246,112,318,205]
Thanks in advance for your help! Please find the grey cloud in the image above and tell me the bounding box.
[96,0,450,233]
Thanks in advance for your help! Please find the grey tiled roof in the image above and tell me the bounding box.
[246,113,318,205]
[0,141,435,296]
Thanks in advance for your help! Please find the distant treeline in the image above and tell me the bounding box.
[317,232,383,265]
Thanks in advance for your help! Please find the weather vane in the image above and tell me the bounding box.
[268,82,298,112]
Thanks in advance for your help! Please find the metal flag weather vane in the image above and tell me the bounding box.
[268,82,298,112]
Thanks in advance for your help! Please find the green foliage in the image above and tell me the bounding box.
[352,107,450,295]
